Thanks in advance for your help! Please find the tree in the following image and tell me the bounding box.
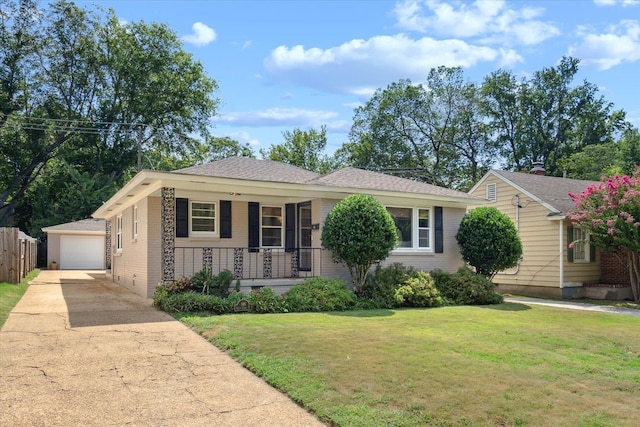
[260,125,337,173]
[321,194,397,293]
[480,57,624,175]
[342,68,494,190]
[455,207,523,279]
[566,170,640,302]
[0,0,219,233]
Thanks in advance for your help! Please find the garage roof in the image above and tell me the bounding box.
[42,218,106,235]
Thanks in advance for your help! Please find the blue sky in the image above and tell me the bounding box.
[79,0,640,155]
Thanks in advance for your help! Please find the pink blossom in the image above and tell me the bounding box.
[568,242,574,249]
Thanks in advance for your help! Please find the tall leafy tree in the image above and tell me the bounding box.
[260,125,337,173]
[341,67,491,190]
[0,0,219,233]
[481,56,624,174]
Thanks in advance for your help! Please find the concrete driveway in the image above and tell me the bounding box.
[1,271,324,426]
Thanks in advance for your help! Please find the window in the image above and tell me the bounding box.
[261,205,283,247]
[572,227,590,263]
[190,201,216,236]
[486,183,497,202]
[132,205,138,239]
[386,207,432,251]
[116,215,123,252]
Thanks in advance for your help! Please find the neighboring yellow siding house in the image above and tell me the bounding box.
[469,168,600,298]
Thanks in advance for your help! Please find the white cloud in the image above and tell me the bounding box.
[214,130,260,147]
[181,22,217,47]
[214,108,340,127]
[569,20,640,69]
[393,0,559,46]
[265,34,499,96]
[594,0,639,6]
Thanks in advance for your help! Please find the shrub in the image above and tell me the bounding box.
[321,194,397,293]
[359,263,415,308]
[164,276,193,294]
[456,207,522,279]
[394,271,443,308]
[283,277,356,312]
[191,269,233,297]
[152,284,170,308]
[153,291,227,314]
[431,268,504,305]
[248,287,285,313]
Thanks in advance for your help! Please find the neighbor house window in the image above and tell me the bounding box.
[116,215,123,252]
[386,207,432,251]
[132,205,138,239]
[261,205,283,247]
[572,227,590,263]
[486,183,497,202]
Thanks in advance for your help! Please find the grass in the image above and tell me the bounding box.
[179,304,640,427]
[0,269,40,327]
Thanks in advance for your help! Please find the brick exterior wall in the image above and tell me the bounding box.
[600,250,630,285]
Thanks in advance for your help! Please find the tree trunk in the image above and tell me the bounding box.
[629,252,640,303]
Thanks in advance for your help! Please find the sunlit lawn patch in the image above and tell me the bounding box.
[0,269,40,327]
[181,303,640,426]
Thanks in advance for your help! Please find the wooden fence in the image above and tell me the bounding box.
[0,227,38,283]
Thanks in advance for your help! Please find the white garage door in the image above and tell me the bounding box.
[60,235,105,270]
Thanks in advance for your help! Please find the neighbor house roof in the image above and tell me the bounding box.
[475,170,598,216]
[42,218,106,234]
[174,157,320,184]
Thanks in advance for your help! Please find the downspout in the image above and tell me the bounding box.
[502,195,521,275]
[559,221,564,288]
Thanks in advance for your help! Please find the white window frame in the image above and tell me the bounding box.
[386,206,433,252]
[261,204,284,248]
[572,227,590,263]
[486,183,497,202]
[132,204,138,239]
[189,201,218,237]
[116,215,123,252]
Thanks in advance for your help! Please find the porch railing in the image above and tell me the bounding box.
[174,247,324,280]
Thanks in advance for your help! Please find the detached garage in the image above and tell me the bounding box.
[43,219,106,270]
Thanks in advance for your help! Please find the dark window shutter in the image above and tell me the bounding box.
[285,203,295,252]
[589,235,596,263]
[220,200,232,238]
[248,202,260,252]
[434,207,443,254]
[567,225,574,263]
[176,198,189,238]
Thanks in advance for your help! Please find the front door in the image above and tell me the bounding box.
[298,202,312,271]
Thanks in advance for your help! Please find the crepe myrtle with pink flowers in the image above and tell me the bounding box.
[567,169,640,302]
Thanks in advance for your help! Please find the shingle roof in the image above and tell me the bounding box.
[172,157,479,201]
[173,157,320,184]
[492,170,598,214]
[311,167,479,199]
[42,218,106,233]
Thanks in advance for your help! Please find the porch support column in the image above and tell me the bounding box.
[105,219,112,271]
[161,187,176,283]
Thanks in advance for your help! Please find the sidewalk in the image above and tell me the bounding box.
[504,296,640,317]
[1,271,325,426]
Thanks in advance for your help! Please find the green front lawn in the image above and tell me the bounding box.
[0,269,39,327]
[181,304,640,427]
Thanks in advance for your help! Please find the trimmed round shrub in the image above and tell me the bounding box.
[283,277,356,312]
[431,267,504,305]
[455,207,522,278]
[321,194,397,293]
[394,271,443,307]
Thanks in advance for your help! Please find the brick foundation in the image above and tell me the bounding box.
[600,250,630,285]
